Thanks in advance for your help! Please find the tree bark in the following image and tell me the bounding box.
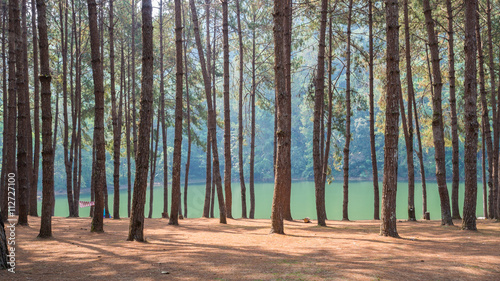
[249,12,256,219]
[182,3,191,219]
[2,0,18,223]
[202,0,212,219]
[342,0,353,222]
[0,1,7,220]
[131,0,137,155]
[401,0,415,222]
[17,0,30,225]
[446,0,460,220]
[235,0,246,219]
[148,114,160,219]
[222,0,232,219]
[168,0,184,226]
[462,0,478,231]
[282,0,292,221]
[159,0,168,219]
[37,0,54,238]
[313,0,328,227]
[189,0,226,223]
[110,0,121,220]
[476,2,493,223]
[88,0,106,233]
[128,0,154,241]
[270,0,291,234]
[368,0,379,220]
[380,0,400,238]
[422,0,453,226]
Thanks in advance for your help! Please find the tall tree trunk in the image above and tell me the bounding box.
[131,0,137,155]
[189,0,227,224]
[100,5,110,220]
[183,3,191,219]
[2,0,18,223]
[446,0,460,220]
[476,2,493,223]
[249,13,256,219]
[401,0,415,221]
[235,0,246,219]
[202,0,212,219]
[126,43,132,218]
[368,0,379,220]
[422,0,453,226]
[342,0,353,222]
[222,0,232,219]
[270,0,291,234]
[169,0,184,226]
[37,0,54,238]
[321,0,339,221]
[60,0,74,218]
[115,41,124,220]
[159,0,168,219]
[488,0,498,220]
[282,0,292,221]
[128,0,154,241]
[0,1,7,220]
[17,0,29,225]
[313,0,328,227]
[380,0,400,238]
[88,0,106,233]
[110,0,121,220]
[72,1,82,217]
[462,0,478,230]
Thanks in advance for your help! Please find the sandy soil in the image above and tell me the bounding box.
[1,216,499,280]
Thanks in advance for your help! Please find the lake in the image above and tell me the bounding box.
[43,181,487,220]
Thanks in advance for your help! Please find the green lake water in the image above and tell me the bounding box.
[43,181,487,220]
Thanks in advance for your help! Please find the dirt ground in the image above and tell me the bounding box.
[1,216,499,280]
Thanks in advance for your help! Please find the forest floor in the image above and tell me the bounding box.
[2,216,500,280]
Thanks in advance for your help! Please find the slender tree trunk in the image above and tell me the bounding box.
[446,0,460,220]
[486,0,497,220]
[368,0,379,220]
[60,0,74,218]
[2,0,18,223]
[270,0,291,234]
[380,0,400,238]
[189,0,226,223]
[88,0,106,233]
[282,0,292,221]
[168,0,184,226]
[72,1,82,217]
[235,0,246,219]
[37,0,54,238]
[159,0,168,219]
[0,1,7,220]
[183,3,191,219]
[115,41,124,220]
[462,0,478,230]
[313,0,328,227]
[126,44,132,218]
[423,0,453,226]
[128,0,154,241]
[401,0,415,222]
[342,0,353,222]
[110,0,121,220]
[476,5,493,223]
[321,0,339,221]
[17,0,29,225]
[131,0,137,155]
[222,0,232,219]
[249,13,256,219]
[202,0,212,219]
[23,0,32,220]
